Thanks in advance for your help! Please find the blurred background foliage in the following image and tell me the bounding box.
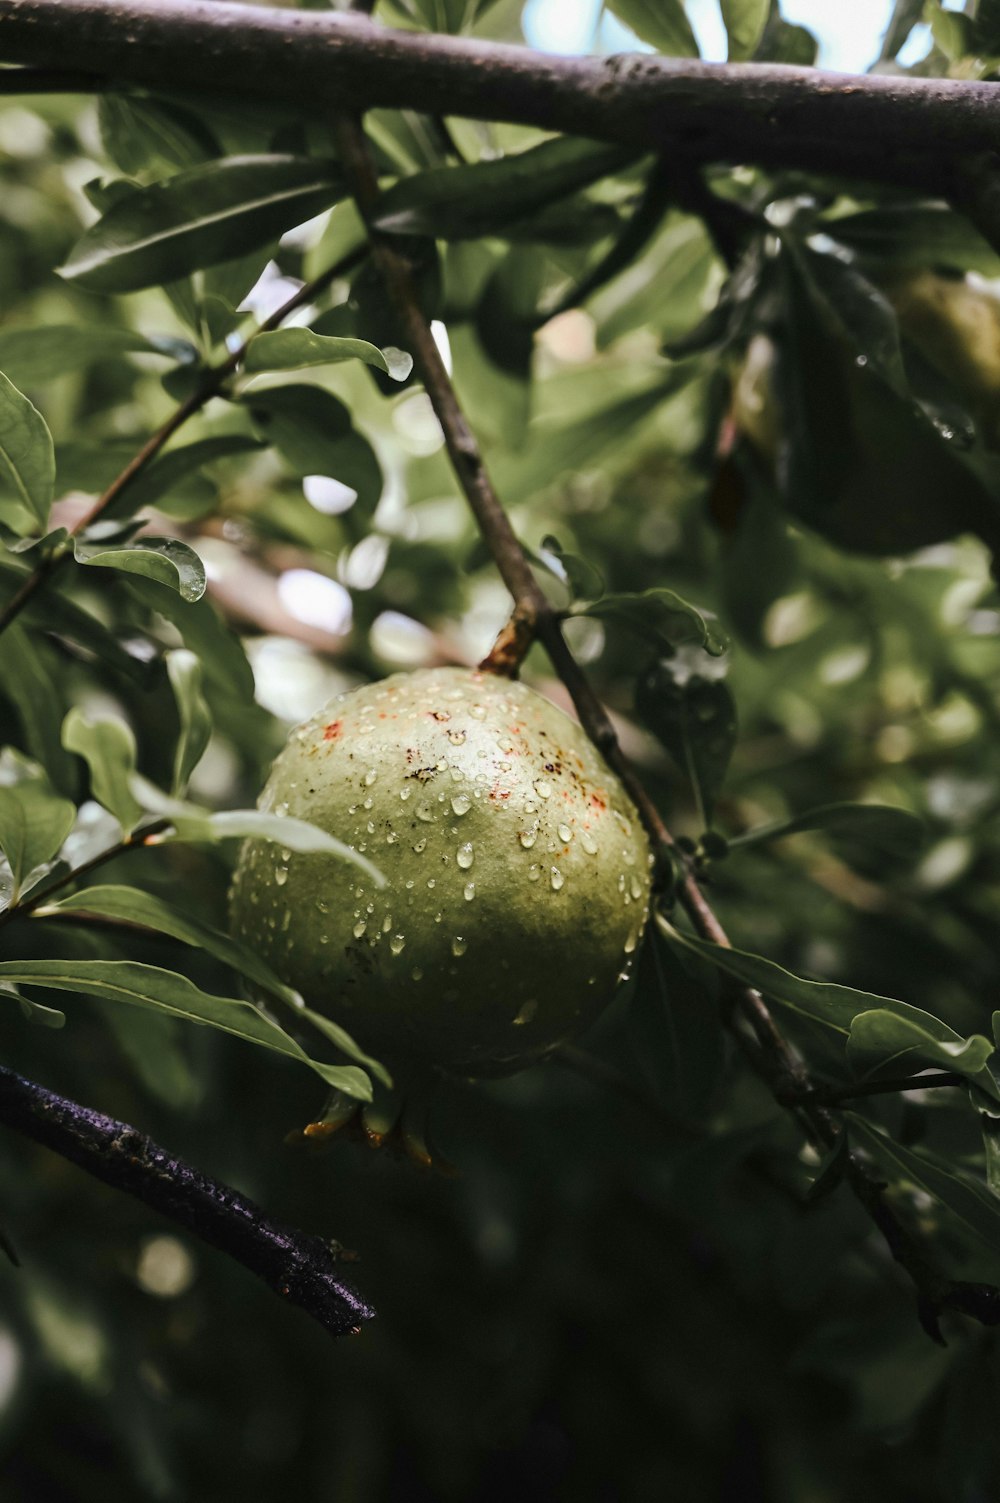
[5,0,1000,1498]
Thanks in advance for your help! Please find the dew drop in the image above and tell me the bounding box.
[413,838,427,853]
[513,999,538,1026]
[363,797,373,810]
[630,874,644,900]
[399,787,412,801]
[353,919,367,939]
[281,910,291,932]
[624,931,638,954]
[411,966,424,982]
[364,768,378,786]
[581,831,598,855]
[427,878,436,889]
[519,825,538,849]
[452,793,471,816]
[383,915,392,933]
[280,848,291,863]
[274,866,288,886]
[390,934,406,956]
[451,935,467,957]
[416,802,434,823]
[469,704,487,720]
[315,898,329,914]
[528,864,541,882]
[386,831,399,845]
[463,881,476,901]
[366,820,375,835]
[535,780,552,800]
[405,879,415,890]
[456,842,474,870]
[558,824,573,843]
[550,866,565,891]
[448,729,467,745]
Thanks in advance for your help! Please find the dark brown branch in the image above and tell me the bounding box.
[0,1065,373,1337]
[0,243,367,641]
[0,0,996,191]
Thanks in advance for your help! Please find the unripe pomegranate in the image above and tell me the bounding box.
[230,667,652,1076]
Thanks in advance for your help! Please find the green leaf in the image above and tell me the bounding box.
[846,1113,1000,1260]
[243,329,412,381]
[729,802,926,857]
[0,980,65,1030]
[60,155,344,294]
[791,241,908,397]
[635,660,736,826]
[0,370,54,531]
[848,1010,998,1101]
[578,589,728,657]
[720,0,769,59]
[657,916,982,1059]
[0,958,372,1101]
[61,708,141,830]
[244,386,382,509]
[604,0,699,54]
[166,650,211,796]
[0,326,194,389]
[628,923,725,1118]
[97,94,218,178]
[372,138,637,241]
[74,535,206,603]
[0,778,75,901]
[112,435,265,520]
[165,807,386,889]
[830,206,1000,277]
[35,883,391,1087]
[538,535,605,602]
[0,625,74,791]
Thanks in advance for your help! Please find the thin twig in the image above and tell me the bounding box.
[0,244,367,640]
[0,1065,373,1338]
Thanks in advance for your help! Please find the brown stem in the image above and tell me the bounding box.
[0,244,366,641]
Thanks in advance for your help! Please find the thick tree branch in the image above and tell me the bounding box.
[0,1064,374,1338]
[0,0,999,191]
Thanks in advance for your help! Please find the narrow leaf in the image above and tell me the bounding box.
[720,0,769,59]
[0,958,372,1100]
[167,808,387,889]
[604,0,699,54]
[848,1010,999,1102]
[166,650,212,796]
[635,661,736,825]
[578,588,728,656]
[373,138,636,241]
[74,535,206,602]
[0,326,194,389]
[0,781,75,901]
[244,329,412,381]
[61,155,344,294]
[62,708,141,829]
[37,883,391,1086]
[0,370,54,530]
[730,802,925,856]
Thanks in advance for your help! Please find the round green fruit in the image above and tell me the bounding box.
[229,666,653,1076]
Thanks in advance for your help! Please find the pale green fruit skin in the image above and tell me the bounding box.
[229,667,653,1076]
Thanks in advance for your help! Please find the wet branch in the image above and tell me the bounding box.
[0,1065,373,1338]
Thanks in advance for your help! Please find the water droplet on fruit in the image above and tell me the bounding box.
[550,867,564,891]
[470,704,486,720]
[411,966,423,981]
[528,864,540,882]
[275,866,288,886]
[463,881,475,901]
[315,898,329,913]
[451,935,467,957]
[456,842,474,869]
[512,999,538,1026]
[581,831,598,855]
[519,825,538,849]
[405,879,415,890]
[364,768,377,786]
[399,787,412,801]
[390,934,406,956]
[558,823,572,843]
[535,780,552,800]
[624,931,638,954]
[630,874,643,900]
[280,848,291,863]
[413,838,427,853]
[382,915,392,933]
[448,729,466,745]
[451,793,471,816]
[362,797,373,810]
[281,910,291,931]
[427,878,436,889]
[353,919,367,939]
[416,802,434,822]
[386,831,399,844]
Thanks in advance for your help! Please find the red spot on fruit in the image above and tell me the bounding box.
[323,721,342,741]
[590,793,607,812]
